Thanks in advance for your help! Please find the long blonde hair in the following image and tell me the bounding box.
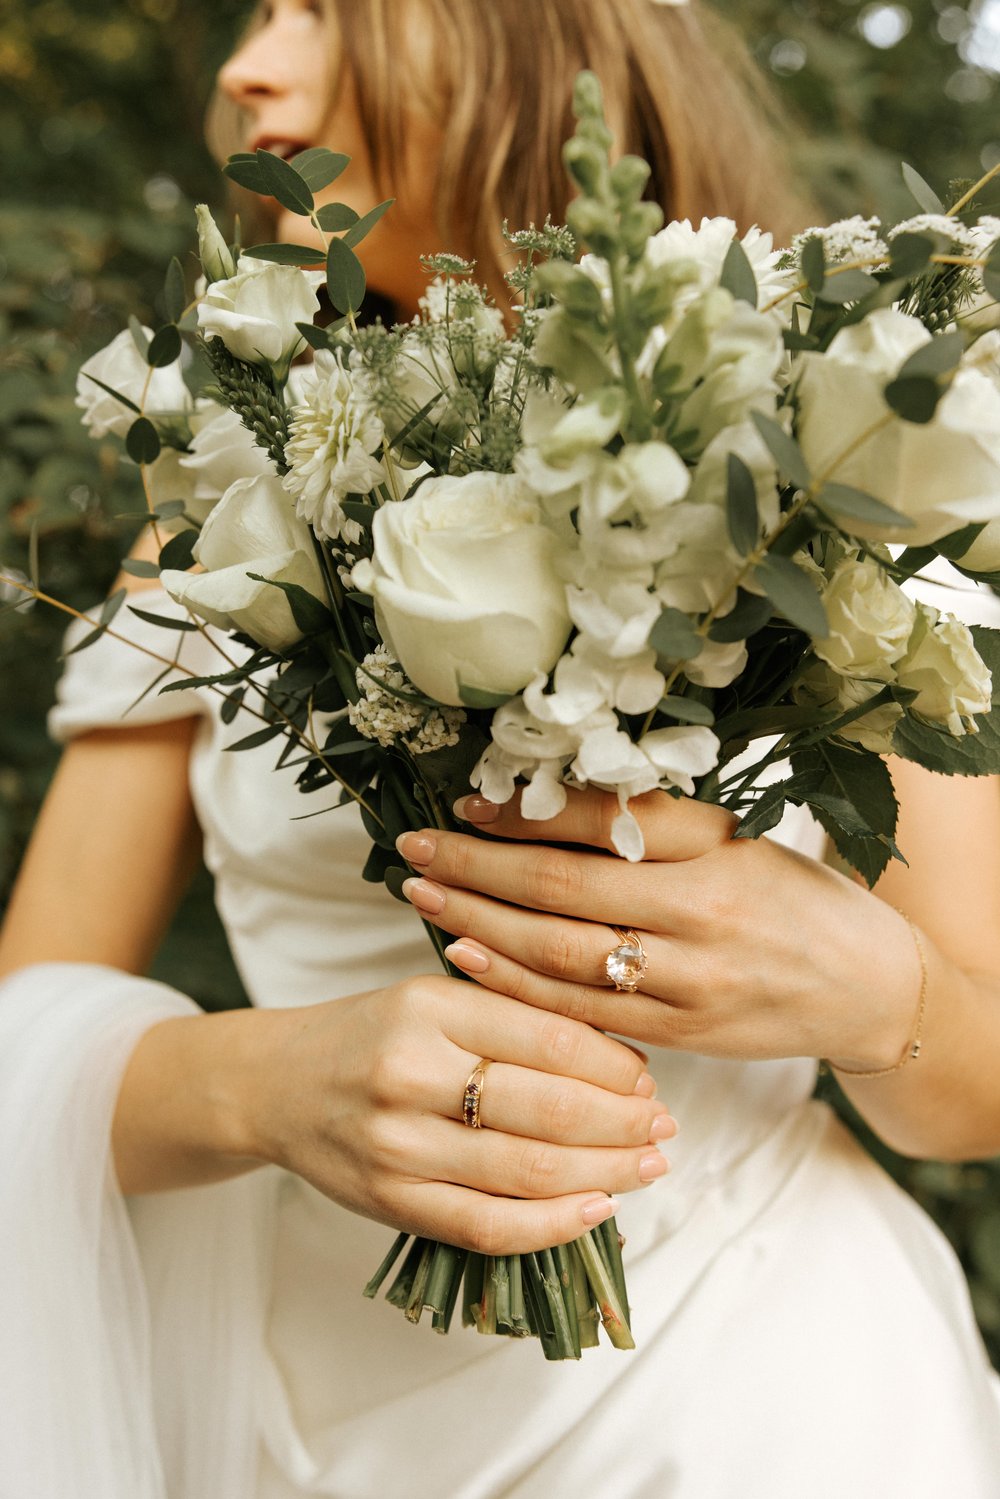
[209,0,803,295]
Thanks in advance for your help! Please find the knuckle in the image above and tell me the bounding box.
[363,1111,410,1171]
[467,1203,510,1257]
[442,832,475,887]
[526,847,582,910]
[539,1014,585,1073]
[516,1138,562,1197]
[538,926,580,980]
[539,1080,582,1141]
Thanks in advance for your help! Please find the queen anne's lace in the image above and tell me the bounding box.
[349,647,465,754]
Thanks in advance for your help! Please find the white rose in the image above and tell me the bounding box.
[160,473,327,653]
[197,257,323,371]
[954,518,1000,574]
[896,604,993,736]
[793,661,902,754]
[796,307,1000,545]
[814,557,916,681]
[75,328,189,439]
[351,472,572,706]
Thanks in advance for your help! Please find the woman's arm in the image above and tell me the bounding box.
[394,769,1000,1164]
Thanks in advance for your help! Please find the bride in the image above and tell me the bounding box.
[3,1,1000,1494]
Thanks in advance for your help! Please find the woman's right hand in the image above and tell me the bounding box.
[245,975,675,1255]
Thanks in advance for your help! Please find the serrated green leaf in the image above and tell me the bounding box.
[754,554,827,637]
[732,783,787,839]
[648,607,701,660]
[255,149,315,215]
[244,243,325,265]
[147,324,182,368]
[342,198,395,249]
[901,162,945,215]
[316,202,360,232]
[719,237,758,307]
[889,232,936,279]
[884,374,941,424]
[126,417,161,465]
[326,236,366,314]
[164,257,186,323]
[658,694,715,726]
[800,236,826,294]
[458,683,512,709]
[789,742,900,886]
[158,529,198,570]
[816,268,880,305]
[290,147,351,190]
[750,410,811,490]
[814,482,914,530]
[725,453,759,554]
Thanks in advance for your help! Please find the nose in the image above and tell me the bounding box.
[217,28,285,110]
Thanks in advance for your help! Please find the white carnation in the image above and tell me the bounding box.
[283,351,386,543]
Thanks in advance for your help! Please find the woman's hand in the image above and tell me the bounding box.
[395,789,921,1074]
[240,974,674,1254]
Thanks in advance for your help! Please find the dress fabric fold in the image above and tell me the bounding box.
[2,582,1000,1497]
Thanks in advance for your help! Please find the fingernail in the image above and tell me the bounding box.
[453,795,500,824]
[581,1195,620,1226]
[396,832,436,865]
[634,1072,657,1098]
[402,877,446,915]
[445,941,490,974]
[639,1151,669,1183]
[648,1114,678,1142]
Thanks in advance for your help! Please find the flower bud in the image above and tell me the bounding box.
[195,204,237,284]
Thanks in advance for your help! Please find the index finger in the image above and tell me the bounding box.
[453,786,736,862]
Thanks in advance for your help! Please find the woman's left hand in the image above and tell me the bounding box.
[396,788,921,1073]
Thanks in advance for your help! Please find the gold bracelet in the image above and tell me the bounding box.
[825,912,928,1080]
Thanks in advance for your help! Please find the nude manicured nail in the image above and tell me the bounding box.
[453,795,500,824]
[639,1151,669,1183]
[581,1195,620,1226]
[396,832,436,865]
[402,877,446,915]
[648,1114,678,1142]
[445,941,490,974]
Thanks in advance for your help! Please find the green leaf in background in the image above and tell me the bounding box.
[245,243,326,265]
[147,324,182,368]
[64,585,129,655]
[708,589,772,643]
[158,529,198,570]
[80,373,142,418]
[658,694,716,726]
[889,232,936,279]
[326,236,367,314]
[649,606,702,660]
[750,411,811,491]
[720,237,758,307]
[128,604,200,632]
[934,523,985,560]
[290,147,351,191]
[315,203,360,233]
[255,149,315,215]
[815,268,880,304]
[884,374,941,424]
[800,236,826,295]
[126,416,161,464]
[120,558,161,579]
[223,153,267,194]
[814,482,914,530]
[725,452,760,554]
[164,258,187,324]
[902,161,945,214]
[754,553,828,637]
[342,199,395,249]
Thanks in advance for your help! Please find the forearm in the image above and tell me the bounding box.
[112,1005,279,1194]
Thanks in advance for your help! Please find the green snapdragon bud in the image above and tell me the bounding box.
[196,204,237,284]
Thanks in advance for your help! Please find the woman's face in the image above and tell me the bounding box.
[218,0,443,316]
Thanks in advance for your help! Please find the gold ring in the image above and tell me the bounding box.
[462,1058,493,1128]
[605,927,648,993]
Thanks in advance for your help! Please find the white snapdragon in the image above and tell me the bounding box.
[282,351,386,543]
[895,605,992,736]
[197,257,323,371]
[349,646,465,754]
[75,328,189,439]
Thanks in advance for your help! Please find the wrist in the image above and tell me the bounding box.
[826,908,927,1076]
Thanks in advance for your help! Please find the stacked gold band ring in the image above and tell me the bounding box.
[462,1058,493,1128]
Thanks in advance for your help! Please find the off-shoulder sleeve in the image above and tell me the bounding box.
[48,589,235,743]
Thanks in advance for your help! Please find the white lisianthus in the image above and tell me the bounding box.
[175,404,275,523]
[194,204,237,284]
[895,604,993,736]
[282,352,386,543]
[160,473,327,654]
[197,257,323,371]
[75,328,189,439]
[814,557,916,681]
[795,307,1000,544]
[350,472,572,706]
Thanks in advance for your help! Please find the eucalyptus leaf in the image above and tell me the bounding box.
[295,321,335,351]
[815,482,914,530]
[245,573,335,635]
[126,417,161,465]
[158,529,198,570]
[725,453,760,555]
[658,694,715,726]
[153,499,188,521]
[223,155,267,194]
[750,410,811,491]
[147,324,182,368]
[127,604,200,632]
[255,149,315,215]
[648,606,701,661]
[901,162,945,215]
[799,236,826,295]
[290,146,351,190]
[342,198,395,249]
[326,236,367,314]
[120,559,161,579]
[889,232,935,279]
[245,243,325,265]
[79,373,142,417]
[708,589,772,642]
[164,257,186,323]
[884,374,941,424]
[754,554,827,638]
[316,202,360,232]
[128,315,150,360]
[224,723,286,752]
[898,329,965,380]
[816,268,880,304]
[719,237,758,307]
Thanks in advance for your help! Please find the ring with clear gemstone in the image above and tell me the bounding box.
[605,927,648,992]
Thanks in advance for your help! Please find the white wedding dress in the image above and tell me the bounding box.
[3,575,1000,1498]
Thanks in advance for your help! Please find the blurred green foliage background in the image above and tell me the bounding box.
[2,0,1000,1358]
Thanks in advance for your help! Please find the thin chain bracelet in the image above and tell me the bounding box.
[825,912,928,1080]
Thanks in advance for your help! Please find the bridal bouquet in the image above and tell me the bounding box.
[61,73,1000,1359]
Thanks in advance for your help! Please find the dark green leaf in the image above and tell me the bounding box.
[326,236,367,315]
[708,589,772,642]
[892,625,1000,776]
[719,237,758,307]
[814,482,914,530]
[658,694,715,726]
[754,554,827,637]
[128,315,150,360]
[316,202,360,232]
[816,269,880,304]
[458,683,513,709]
[224,723,286,752]
[889,232,936,279]
[898,329,965,380]
[100,587,127,627]
[342,198,395,249]
[158,529,198,570]
[147,324,182,368]
[244,243,325,265]
[799,236,826,295]
[295,321,335,352]
[221,688,245,725]
[732,783,788,839]
[152,499,188,521]
[126,417,161,465]
[79,373,142,417]
[290,147,351,191]
[340,498,377,528]
[255,149,315,215]
[984,247,1000,304]
[127,604,200,631]
[223,155,267,194]
[901,163,945,215]
[789,742,900,886]
[934,523,985,561]
[164,257,186,323]
[750,410,811,491]
[648,606,702,661]
[120,559,161,579]
[783,328,820,352]
[363,844,403,885]
[884,375,941,424]
[725,453,759,554]
[385,865,413,903]
[245,573,335,635]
